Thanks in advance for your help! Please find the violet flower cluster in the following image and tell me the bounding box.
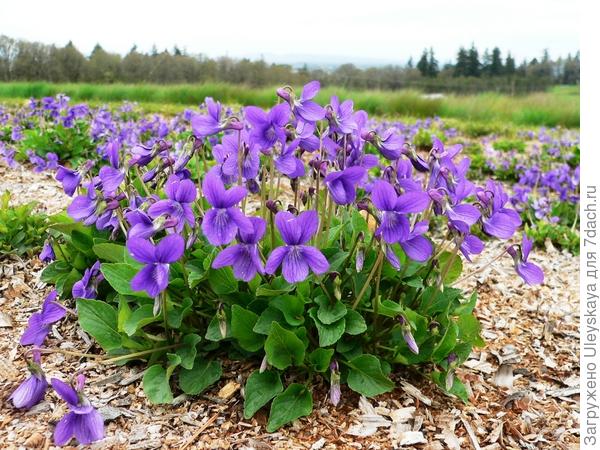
[9,289,105,446]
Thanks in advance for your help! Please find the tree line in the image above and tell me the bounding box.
[0,35,579,94]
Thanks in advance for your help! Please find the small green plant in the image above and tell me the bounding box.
[526,222,579,255]
[0,191,48,257]
[492,139,526,153]
[19,121,94,165]
[412,128,433,150]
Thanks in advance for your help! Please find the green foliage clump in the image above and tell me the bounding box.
[526,222,579,255]
[412,128,433,150]
[492,139,526,153]
[40,210,485,429]
[19,121,94,164]
[0,191,48,257]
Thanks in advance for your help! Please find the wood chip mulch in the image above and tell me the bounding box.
[0,164,580,449]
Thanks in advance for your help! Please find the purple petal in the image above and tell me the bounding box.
[228,207,254,235]
[73,409,105,445]
[131,264,169,297]
[377,212,410,244]
[175,179,197,203]
[51,378,79,406]
[265,246,288,275]
[239,216,267,244]
[522,235,533,260]
[517,262,544,285]
[10,375,48,409]
[269,103,291,126]
[282,247,309,283]
[99,167,124,194]
[54,412,76,446]
[147,200,176,219]
[202,208,238,246]
[67,195,96,222]
[447,204,481,227]
[244,106,268,127]
[400,236,433,262]
[202,172,227,208]
[232,246,263,282]
[41,294,66,324]
[300,246,329,275]
[20,313,49,346]
[371,180,397,211]
[296,210,319,245]
[385,245,401,269]
[460,234,484,262]
[301,80,321,100]
[483,212,518,239]
[395,191,430,214]
[296,101,325,122]
[212,245,243,269]
[155,234,184,263]
[127,238,156,264]
[275,211,302,245]
[223,186,247,207]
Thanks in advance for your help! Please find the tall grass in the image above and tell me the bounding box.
[0,82,579,127]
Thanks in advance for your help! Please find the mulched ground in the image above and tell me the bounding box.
[0,163,580,449]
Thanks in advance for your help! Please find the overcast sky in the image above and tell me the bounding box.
[1,0,579,65]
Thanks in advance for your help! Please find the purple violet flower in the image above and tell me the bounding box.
[326,96,356,134]
[39,241,56,263]
[371,180,430,244]
[72,261,104,300]
[329,360,341,407]
[56,161,92,197]
[399,315,419,354]
[265,210,329,283]
[9,351,48,409]
[127,234,185,298]
[399,220,433,262]
[277,81,325,123]
[51,376,104,446]
[212,216,266,282]
[20,290,66,346]
[245,103,290,151]
[201,172,253,246]
[507,235,544,285]
[148,175,196,233]
[477,181,522,239]
[191,97,243,137]
[324,166,366,205]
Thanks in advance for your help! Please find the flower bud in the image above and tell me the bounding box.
[259,355,269,373]
[428,320,441,335]
[399,315,419,355]
[300,191,309,206]
[290,177,299,193]
[217,305,228,339]
[329,360,341,407]
[355,248,364,272]
[246,179,260,194]
[266,200,280,215]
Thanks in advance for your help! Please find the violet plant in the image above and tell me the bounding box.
[11,84,545,439]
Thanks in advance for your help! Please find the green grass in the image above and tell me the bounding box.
[0,81,579,127]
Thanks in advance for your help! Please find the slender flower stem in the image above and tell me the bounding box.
[372,247,385,329]
[352,246,384,310]
[30,344,181,365]
[193,151,204,214]
[454,247,508,285]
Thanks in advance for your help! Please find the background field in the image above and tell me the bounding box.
[0,82,580,128]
